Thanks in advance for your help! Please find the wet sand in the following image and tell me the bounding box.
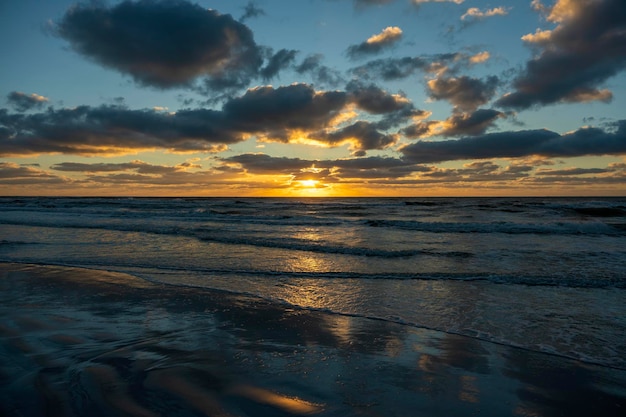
[1,262,625,416]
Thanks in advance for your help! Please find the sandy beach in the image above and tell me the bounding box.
[1,262,625,416]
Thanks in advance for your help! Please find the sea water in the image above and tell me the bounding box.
[0,197,624,369]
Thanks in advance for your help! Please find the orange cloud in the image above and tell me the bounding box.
[366,26,403,45]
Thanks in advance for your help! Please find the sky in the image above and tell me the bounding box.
[1,0,625,197]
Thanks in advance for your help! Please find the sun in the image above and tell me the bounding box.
[289,179,332,196]
[299,179,319,188]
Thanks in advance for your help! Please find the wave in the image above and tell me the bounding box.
[1,207,625,237]
[363,218,625,235]
[5,259,623,289]
[195,230,473,258]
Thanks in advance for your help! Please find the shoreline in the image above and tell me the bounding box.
[1,262,626,416]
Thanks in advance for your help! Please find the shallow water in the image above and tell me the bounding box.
[1,263,625,417]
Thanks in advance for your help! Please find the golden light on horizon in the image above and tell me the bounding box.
[299,179,319,188]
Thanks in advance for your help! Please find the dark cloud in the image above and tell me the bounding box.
[0,162,68,184]
[221,153,313,174]
[51,162,142,172]
[315,121,398,156]
[401,120,626,163]
[50,160,197,175]
[296,55,324,73]
[496,0,626,109]
[320,156,424,179]
[345,81,429,130]
[224,83,410,155]
[0,105,238,156]
[222,82,411,152]
[401,121,435,139]
[1,83,414,157]
[260,49,299,80]
[347,81,409,114]
[438,109,504,136]
[7,92,49,112]
[325,0,396,10]
[56,0,264,89]
[319,156,410,170]
[402,109,503,138]
[377,107,430,131]
[354,0,395,7]
[41,159,245,187]
[427,75,499,111]
[220,153,422,181]
[415,160,535,184]
[350,53,460,81]
[222,84,348,136]
[535,168,610,176]
[240,1,265,22]
[295,54,345,87]
[346,27,403,60]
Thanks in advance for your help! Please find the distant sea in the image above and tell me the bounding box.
[1,196,625,370]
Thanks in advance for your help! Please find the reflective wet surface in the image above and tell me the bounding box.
[1,263,625,416]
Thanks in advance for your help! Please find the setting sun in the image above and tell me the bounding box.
[299,179,319,188]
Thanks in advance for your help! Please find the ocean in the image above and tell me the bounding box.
[1,197,625,416]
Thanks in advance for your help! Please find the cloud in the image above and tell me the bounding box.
[496,0,626,109]
[221,153,314,174]
[7,92,49,112]
[27,152,626,191]
[55,0,264,89]
[0,105,239,156]
[347,27,403,59]
[50,160,200,175]
[354,0,395,7]
[323,156,423,179]
[314,121,398,156]
[402,108,504,138]
[327,0,395,10]
[427,75,499,112]
[1,82,420,157]
[437,109,504,136]
[221,83,415,153]
[346,81,411,114]
[345,80,430,130]
[295,54,345,87]
[42,159,245,189]
[401,120,626,163]
[220,153,420,181]
[260,49,299,80]
[351,57,430,80]
[240,1,265,22]
[350,53,461,81]
[222,84,349,136]
[469,51,490,64]
[0,162,68,185]
[535,167,610,176]
[461,6,508,21]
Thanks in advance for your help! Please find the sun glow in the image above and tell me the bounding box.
[299,179,319,188]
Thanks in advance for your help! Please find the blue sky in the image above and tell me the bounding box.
[1,0,625,196]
